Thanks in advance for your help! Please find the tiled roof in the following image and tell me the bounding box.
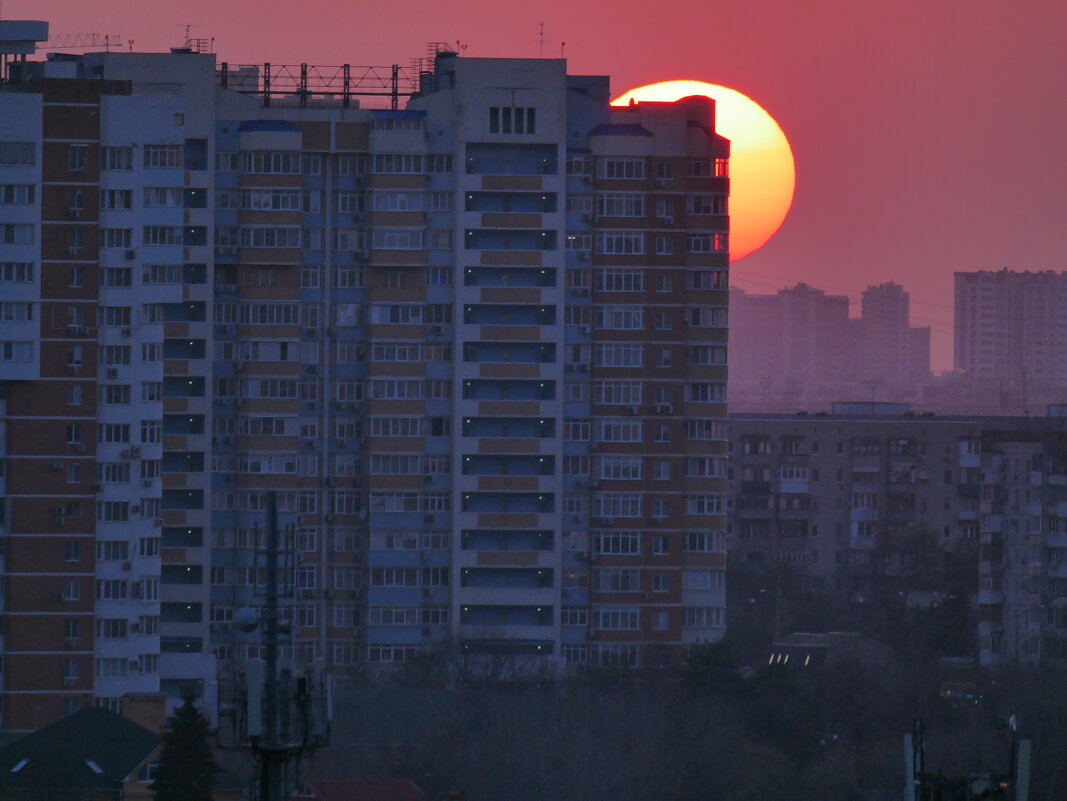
[0,707,160,792]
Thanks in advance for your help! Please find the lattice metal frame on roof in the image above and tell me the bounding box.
[218,62,420,109]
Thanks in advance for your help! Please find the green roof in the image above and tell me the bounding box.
[0,707,160,791]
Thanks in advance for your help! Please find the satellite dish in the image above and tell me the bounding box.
[235,606,260,633]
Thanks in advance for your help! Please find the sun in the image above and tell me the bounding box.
[611,80,795,262]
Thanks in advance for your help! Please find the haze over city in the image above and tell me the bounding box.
[10,0,1067,369]
[2,3,1067,800]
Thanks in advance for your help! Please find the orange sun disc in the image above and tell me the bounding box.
[612,80,795,262]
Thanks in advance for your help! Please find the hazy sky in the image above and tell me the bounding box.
[10,0,1067,369]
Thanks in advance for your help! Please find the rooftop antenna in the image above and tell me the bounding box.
[561,41,566,59]
[538,22,544,58]
[127,39,135,53]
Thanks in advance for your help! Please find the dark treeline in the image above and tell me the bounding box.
[301,651,1067,801]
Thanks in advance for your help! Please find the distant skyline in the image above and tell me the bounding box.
[9,0,1066,369]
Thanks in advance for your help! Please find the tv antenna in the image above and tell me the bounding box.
[538,22,544,58]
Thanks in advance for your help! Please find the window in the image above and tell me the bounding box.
[598,158,645,180]
[593,493,642,518]
[95,658,128,679]
[0,225,34,245]
[489,106,537,134]
[596,193,645,217]
[0,185,34,205]
[595,306,644,330]
[240,151,301,174]
[100,228,132,249]
[596,231,644,255]
[686,194,728,215]
[594,344,643,368]
[594,268,643,292]
[684,607,725,628]
[593,606,641,630]
[143,145,183,168]
[687,157,728,177]
[100,146,133,171]
[0,263,32,283]
[68,144,87,171]
[0,141,35,165]
[686,233,728,253]
[96,579,128,600]
[594,531,641,555]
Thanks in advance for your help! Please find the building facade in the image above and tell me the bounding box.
[0,29,729,729]
[729,404,1067,667]
[954,269,1067,389]
[728,282,930,412]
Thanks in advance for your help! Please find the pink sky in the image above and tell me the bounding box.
[10,0,1067,370]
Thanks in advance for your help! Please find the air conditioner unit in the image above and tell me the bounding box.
[235,363,246,372]
[422,626,432,636]
[130,447,141,457]
[120,449,132,459]
[153,518,163,528]
[107,368,119,380]
[124,249,137,261]
[67,247,81,257]
[129,660,140,670]
[654,177,669,186]
[52,592,65,600]
[68,207,81,218]
[63,677,77,687]
[577,252,590,262]
[352,629,362,642]
[307,364,318,374]
[625,406,639,416]
[68,324,86,336]
[304,328,316,338]
[652,516,666,524]
[52,461,64,471]
[422,587,432,597]
[130,505,141,514]
[579,325,592,335]
[75,443,86,453]
[64,638,79,648]
[130,622,140,633]
[122,327,132,337]
[575,364,589,372]
[581,213,593,223]
[429,325,444,336]
[423,514,434,524]
[573,287,590,297]
[53,506,66,516]
[661,215,674,225]
[121,562,132,571]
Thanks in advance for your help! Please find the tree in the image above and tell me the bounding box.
[150,695,219,801]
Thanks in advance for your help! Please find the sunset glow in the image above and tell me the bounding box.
[612,80,795,262]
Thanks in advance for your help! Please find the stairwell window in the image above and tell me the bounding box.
[489,106,536,134]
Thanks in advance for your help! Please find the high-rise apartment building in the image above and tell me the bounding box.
[859,282,929,385]
[729,282,930,411]
[0,25,729,729]
[954,269,1067,389]
[729,404,1067,667]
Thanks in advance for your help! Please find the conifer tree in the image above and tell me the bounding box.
[150,695,219,801]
